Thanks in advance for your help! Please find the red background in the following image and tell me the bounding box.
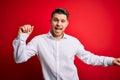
[0,0,120,80]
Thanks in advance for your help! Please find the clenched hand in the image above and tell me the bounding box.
[19,24,34,35]
[113,58,120,66]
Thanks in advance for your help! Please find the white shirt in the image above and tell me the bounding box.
[13,32,114,80]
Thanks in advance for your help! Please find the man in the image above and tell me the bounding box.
[13,8,120,80]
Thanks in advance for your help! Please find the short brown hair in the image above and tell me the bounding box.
[51,8,69,19]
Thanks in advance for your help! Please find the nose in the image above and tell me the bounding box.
[57,21,61,26]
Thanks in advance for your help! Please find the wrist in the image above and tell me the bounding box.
[18,33,30,41]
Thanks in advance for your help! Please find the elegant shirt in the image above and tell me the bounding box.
[13,32,114,80]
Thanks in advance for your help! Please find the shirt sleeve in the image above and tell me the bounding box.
[13,33,38,63]
[75,39,115,66]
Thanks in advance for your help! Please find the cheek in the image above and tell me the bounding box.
[63,26,67,31]
[50,23,55,28]
[63,23,68,29]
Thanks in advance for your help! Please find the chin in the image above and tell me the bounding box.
[57,33,63,37]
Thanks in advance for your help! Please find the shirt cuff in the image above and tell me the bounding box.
[106,57,115,66]
[17,33,29,41]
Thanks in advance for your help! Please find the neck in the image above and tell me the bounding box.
[54,35,63,40]
[50,31,64,40]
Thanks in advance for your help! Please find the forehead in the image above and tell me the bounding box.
[52,13,67,20]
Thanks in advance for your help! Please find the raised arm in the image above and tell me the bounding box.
[13,24,37,63]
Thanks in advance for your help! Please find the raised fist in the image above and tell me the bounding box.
[19,24,34,35]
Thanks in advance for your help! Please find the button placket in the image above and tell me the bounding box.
[56,41,60,80]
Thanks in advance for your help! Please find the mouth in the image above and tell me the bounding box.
[55,27,62,30]
[54,27,63,33]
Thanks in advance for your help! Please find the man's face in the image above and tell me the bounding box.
[50,13,69,38]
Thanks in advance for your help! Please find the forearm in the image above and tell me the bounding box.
[13,33,29,63]
[87,54,115,66]
[77,51,115,66]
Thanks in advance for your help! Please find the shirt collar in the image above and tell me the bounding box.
[47,31,68,39]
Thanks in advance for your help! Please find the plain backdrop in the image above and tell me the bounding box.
[0,0,120,80]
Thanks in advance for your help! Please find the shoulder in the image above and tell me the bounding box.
[65,34,79,41]
[31,33,48,41]
[65,34,83,46]
[35,33,47,38]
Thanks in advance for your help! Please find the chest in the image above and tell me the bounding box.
[38,39,78,59]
